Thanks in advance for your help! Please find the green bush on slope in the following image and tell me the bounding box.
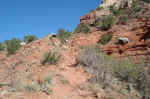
[41,51,61,65]
[118,16,128,25]
[100,32,113,45]
[6,38,21,56]
[24,35,38,44]
[77,45,150,99]
[95,15,115,31]
[143,0,150,3]
[74,24,90,33]
[56,28,72,43]
[0,43,5,51]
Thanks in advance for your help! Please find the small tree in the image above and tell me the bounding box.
[101,15,115,30]
[74,24,90,33]
[6,38,21,56]
[118,16,128,25]
[24,35,38,44]
[95,15,115,31]
[0,43,5,51]
[100,32,113,45]
[41,51,61,65]
[110,5,120,16]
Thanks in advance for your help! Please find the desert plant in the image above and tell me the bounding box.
[56,28,72,43]
[112,58,150,99]
[24,82,40,92]
[41,51,61,65]
[100,32,113,45]
[6,38,21,56]
[77,45,101,67]
[77,45,113,84]
[143,0,150,3]
[118,16,128,25]
[44,73,53,84]
[0,43,5,51]
[110,5,120,16]
[101,15,115,30]
[39,73,53,95]
[112,59,143,83]
[78,45,150,98]
[126,0,141,18]
[95,15,115,30]
[136,70,150,99]
[24,35,38,44]
[131,0,141,13]
[74,24,90,33]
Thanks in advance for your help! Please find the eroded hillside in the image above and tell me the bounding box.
[0,0,150,99]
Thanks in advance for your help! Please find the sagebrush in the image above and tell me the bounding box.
[100,32,113,45]
[74,24,90,33]
[77,45,150,99]
[95,15,115,30]
[41,51,61,65]
[6,38,21,56]
[0,43,5,51]
[24,35,38,44]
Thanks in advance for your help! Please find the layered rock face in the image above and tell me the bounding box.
[80,13,96,25]
[80,0,150,62]
[101,18,150,62]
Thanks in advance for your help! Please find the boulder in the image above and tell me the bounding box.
[118,37,129,44]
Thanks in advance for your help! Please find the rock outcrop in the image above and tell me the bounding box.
[79,0,150,62]
[100,0,134,8]
[80,12,96,25]
[80,0,135,26]
[101,18,150,62]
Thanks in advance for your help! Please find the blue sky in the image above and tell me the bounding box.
[0,0,101,42]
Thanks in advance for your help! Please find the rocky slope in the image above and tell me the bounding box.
[0,0,150,99]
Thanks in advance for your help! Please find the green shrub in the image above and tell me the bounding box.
[77,45,115,87]
[101,16,115,30]
[112,59,150,99]
[96,15,115,31]
[100,32,113,45]
[77,45,101,67]
[74,24,90,33]
[112,59,142,83]
[138,71,150,99]
[39,73,53,95]
[56,28,72,43]
[118,16,128,25]
[0,43,5,51]
[125,0,141,18]
[24,83,40,92]
[41,51,61,65]
[44,73,53,84]
[6,38,21,56]
[143,0,150,3]
[110,5,120,16]
[24,35,38,44]
[131,0,141,13]
[78,45,150,98]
